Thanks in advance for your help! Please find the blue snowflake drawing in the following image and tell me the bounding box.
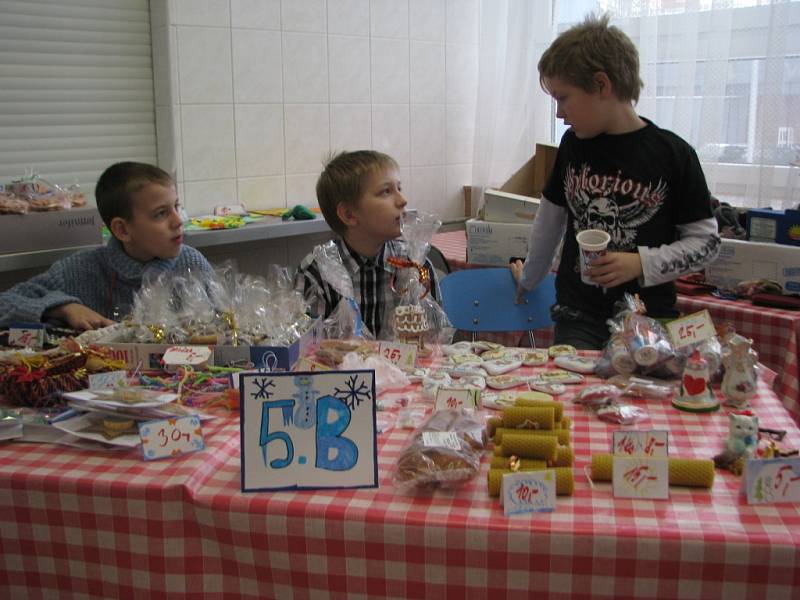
[334,375,372,411]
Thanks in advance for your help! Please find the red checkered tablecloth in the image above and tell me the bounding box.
[2,360,800,599]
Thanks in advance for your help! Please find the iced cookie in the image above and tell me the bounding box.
[482,358,523,376]
[521,349,549,367]
[554,355,597,374]
[485,375,527,390]
[548,344,577,358]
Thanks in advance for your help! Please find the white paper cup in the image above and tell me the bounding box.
[576,229,610,285]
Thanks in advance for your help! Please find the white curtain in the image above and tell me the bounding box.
[474,0,800,209]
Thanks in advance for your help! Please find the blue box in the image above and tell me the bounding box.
[747,208,800,246]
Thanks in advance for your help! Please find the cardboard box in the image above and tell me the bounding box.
[0,207,103,254]
[747,208,800,246]
[466,218,530,266]
[482,143,557,223]
[705,238,800,293]
[97,318,322,371]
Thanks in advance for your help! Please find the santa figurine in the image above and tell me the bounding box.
[673,349,719,413]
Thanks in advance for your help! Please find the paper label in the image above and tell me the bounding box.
[377,341,417,369]
[612,430,669,457]
[422,431,461,450]
[666,310,716,349]
[434,387,480,410]
[161,345,213,367]
[139,416,204,460]
[8,323,44,349]
[612,456,669,499]
[744,457,800,504]
[502,470,556,515]
[88,370,128,390]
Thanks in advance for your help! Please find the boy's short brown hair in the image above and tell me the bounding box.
[316,150,399,236]
[95,162,174,229]
[538,13,643,103]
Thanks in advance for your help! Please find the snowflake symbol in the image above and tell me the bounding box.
[334,375,372,411]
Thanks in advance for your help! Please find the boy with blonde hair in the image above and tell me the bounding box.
[297,150,440,338]
[512,14,720,349]
[0,162,213,330]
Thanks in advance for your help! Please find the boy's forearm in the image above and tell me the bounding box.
[638,217,721,287]
[519,197,567,290]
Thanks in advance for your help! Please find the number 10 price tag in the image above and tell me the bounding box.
[139,415,204,460]
[666,309,716,349]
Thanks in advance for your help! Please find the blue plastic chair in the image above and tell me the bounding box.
[440,269,556,347]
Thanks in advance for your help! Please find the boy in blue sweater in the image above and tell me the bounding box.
[0,162,213,330]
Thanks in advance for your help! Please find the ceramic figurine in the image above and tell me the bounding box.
[673,349,719,412]
[713,410,759,475]
[721,335,758,409]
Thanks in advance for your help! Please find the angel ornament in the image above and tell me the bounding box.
[721,335,758,410]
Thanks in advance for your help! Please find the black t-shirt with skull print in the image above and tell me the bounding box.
[543,118,713,319]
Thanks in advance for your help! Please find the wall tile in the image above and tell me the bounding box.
[286,173,320,206]
[232,29,283,103]
[181,105,236,181]
[446,0,478,43]
[329,36,371,103]
[237,175,287,209]
[409,0,444,42]
[152,26,178,106]
[372,104,410,166]
[183,178,237,216]
[446,43,478,104]
[284,104,330,174]
[177,27,233,103]
[371,38,409,104]
[446,103,475,164]
[446,163,472,218]
[328,0,369,35]
[155,105,182,180]
[173,0,230,26]
[410,104,444,166]
[281,0,326,33]
[410,41,445,104]
[235,104,285,177]
[409,166,445,214]
[330,104,372,152]
[282,32,329,103]
[231,0,281,29]
[370,0,409,39]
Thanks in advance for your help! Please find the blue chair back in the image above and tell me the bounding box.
[440,269,556,342]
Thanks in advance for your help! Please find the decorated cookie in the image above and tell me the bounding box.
[528,382,568,396]
[521,349,549,367]
[481,392,517,410]
[450,353,483,366]
[422,370,452,398]
[455,375,486,390]
[482,358,523,376]
[480,348,515,361]
[441,341,473,356]
[548,344,577,358]
[403,367,428,383]
[471,341,503,353]
[528,369,585,385]
[554,355,598,374]
[485,375,528,390]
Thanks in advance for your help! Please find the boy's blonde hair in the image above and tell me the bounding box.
[316,150,399,236]
[538,13,643,104]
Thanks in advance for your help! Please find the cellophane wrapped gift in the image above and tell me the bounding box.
[386,211,454,354]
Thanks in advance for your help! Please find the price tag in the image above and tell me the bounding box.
[434,387,480,411]
[501,470,556,515]
[421,431,461,450]
[666,310,716,349]
[8,323,45,349]
[377,341,417,369]
[743,457,800,504]
[612,456,669,499]
[139,415,204,460]
[612,430,669,458]
[88,370,128,390]
[161,345,213,371]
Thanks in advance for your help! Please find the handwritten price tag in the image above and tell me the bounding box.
[744,457,800,505]
[8,323,45,349]
[88,370,128,390]
[612,430,669,458]
[377,341,417,369]
[502,470,556,515]
[138,415,204,460]
[612,456,669,499]
[666,310,715,349]
[434,387,480,411]
[161,345,213,371]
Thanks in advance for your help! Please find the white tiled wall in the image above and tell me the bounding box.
[150,0,478,220]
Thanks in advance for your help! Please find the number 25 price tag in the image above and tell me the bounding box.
[139,415,205,460]
[377,341,417,369]
[666,309,715,349]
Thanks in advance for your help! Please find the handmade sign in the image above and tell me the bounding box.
[377,341,417,369]
[88,370,128,390]
[612,456,669,499]
[501,470,556,515]
[240,370,377,491]
[666,310,715,349]
[161,345,212,372]
[434,387,480,410]
[612,430,669,458]
[743,457,800,505]
[8,323,45,349]
[139,415,204,460]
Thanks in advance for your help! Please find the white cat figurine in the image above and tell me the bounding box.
[713,411,759,474]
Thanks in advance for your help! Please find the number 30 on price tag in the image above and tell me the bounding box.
[666,309,716,349]
[139,415,205,460]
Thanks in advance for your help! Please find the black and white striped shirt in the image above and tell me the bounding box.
[296,238,441,339]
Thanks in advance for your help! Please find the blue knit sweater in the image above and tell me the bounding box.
[0,237,213,327]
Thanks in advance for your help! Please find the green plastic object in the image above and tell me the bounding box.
[282,204,315,221]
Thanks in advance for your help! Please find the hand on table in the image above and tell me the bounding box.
[45,303,115,331]
[585,251,643,288]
